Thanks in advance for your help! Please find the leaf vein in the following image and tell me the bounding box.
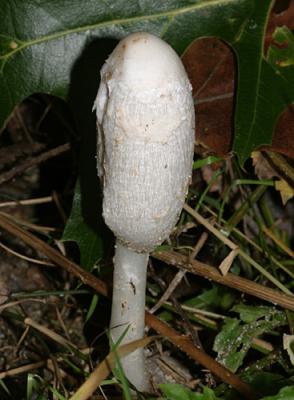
[0,0,235,65]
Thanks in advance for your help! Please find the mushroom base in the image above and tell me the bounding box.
[110,240,149,391]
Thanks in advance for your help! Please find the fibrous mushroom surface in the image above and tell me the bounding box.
[94,32,195,253]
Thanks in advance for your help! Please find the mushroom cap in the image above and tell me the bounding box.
[105,32,188,91]
[94,32,195,252]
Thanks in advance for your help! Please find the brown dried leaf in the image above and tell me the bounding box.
[182,37,235,156]
[219,248,239,276]
[261,105,294,158]
[251,151,276,180]
[275,179,294,204]
[252,150,294,204]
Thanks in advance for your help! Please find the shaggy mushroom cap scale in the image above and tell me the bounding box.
[94,32,195,252]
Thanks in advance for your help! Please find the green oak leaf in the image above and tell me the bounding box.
[1,0,251,133]
[233,5,294,163]
[62,178,103,271]
[2,0,294,268]
[268,26,294,67]
[160,383,220,400]
[261,386,294,400]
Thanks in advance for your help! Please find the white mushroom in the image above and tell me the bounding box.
[93,32,195,391]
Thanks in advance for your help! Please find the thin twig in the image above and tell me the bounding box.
[150,230,211,346]
[183,203,293,295]
[0,298,46,313]
[148,261,202,347]
[0,239,55,266]
[263,225,294,259]
[69,337,154,400]
[153,251,294,311]
[16,325,30,349]
[144,311,256,400]
[0,212,254,398]
[226,185,267,234]
[24,317,77,350]
[0,142,70,185]
[165,302,225,320]
[202,203,294,279]
[189,230,209,261]
[0,211,57,233]
[0,349,92,381]
[52,191,68,224]
[0,196,53,208]
[0,361,45,379]
[149,269,186,314]
[164,302,218,328]
[0,212,108,297]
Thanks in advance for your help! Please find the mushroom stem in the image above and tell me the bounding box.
[110,240,149,391]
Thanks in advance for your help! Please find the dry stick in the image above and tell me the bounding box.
[0,212,108,298]
[24,317,76,350]
[0,211,57,233]
[0,361,45,380]
[0,142,45,167]
[0,142,70,185]
[203,203,294,280]
[52,191,68,224]
[0,213,254,399]
[166,302,225,320]
[149,269,186,314]
[144,311,255,400]
[184,203,293,295]
[17,325,30,349]
[150,230,210,348]
[153,251,294,311]
[70,337,154,400]
[149,264,202,348]
[226,185,267,234]
[0,239,55,266]
[0,195,53,208]
[0,351,90,381]
[189,230,209,261]
[262,225,294,259]
[0,299,46,313]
